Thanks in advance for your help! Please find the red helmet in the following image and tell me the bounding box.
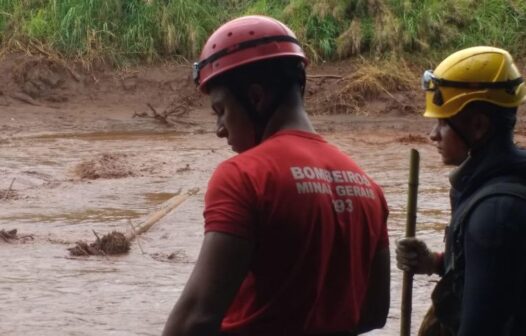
[193,15,308,93]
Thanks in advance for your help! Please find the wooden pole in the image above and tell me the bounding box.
[3,178,15,199]
[126,188,199,241]
[400,149,420,336]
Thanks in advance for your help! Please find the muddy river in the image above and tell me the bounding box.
[0,110,484,335]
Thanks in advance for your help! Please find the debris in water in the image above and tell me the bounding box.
[67,188,198,257]
[68,231,130,256]
[0,178,17,200]
[74,153,134,180]
[0,229,34,242]
[0,229,18,241]
[176,164,191,173]
[150,250,190,263]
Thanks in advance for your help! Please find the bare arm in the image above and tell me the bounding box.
[162,232,253,336]
[354,246,390,334]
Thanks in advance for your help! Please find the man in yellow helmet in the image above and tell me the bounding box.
[396,46,526,335]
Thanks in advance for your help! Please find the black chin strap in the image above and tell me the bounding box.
[446,119,472,148]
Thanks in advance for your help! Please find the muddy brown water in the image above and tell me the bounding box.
[0,111,481,335]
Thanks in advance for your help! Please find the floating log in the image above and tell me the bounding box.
[68,188,199,256]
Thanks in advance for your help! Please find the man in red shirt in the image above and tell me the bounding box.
[163,15,390,336]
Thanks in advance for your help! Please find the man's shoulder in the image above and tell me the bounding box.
[465,181,526,246]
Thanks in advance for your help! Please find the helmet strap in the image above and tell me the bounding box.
[433,89,444,106]
[194,35,302,86]
[445,118,471,148]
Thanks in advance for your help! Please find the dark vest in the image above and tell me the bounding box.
[432,177,526,335]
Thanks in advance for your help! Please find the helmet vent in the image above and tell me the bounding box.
[228,32,233,37]
[212,44,216,49]
[249,31,255,35]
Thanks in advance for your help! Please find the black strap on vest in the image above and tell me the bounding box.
[457,179,526,228]
[460,181,526,223]
[447,177,526,272]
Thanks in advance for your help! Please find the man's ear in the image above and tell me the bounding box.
[471,112,491,142]
[247,83,266,114]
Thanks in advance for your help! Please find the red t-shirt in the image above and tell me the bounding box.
[204,130,389,335]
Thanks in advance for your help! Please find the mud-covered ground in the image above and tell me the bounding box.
[1,55,525,335]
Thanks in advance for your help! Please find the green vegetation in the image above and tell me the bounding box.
[0,0,525,65]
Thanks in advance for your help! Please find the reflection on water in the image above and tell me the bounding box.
[0,127,451,335]
[27,130,183,141]
[2,208,144,224]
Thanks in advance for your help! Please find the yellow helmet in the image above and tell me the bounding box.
[422,46,526,118]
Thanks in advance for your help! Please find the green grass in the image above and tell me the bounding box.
[0,0,225,65]
[454,0,526,56]
[0,0,525,66]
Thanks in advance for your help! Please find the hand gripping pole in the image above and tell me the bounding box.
[400,149,420,336]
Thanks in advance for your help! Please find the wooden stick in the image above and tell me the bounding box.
[128,218,144,254]
[400,149,420,336]
[126,188,199,241]
[3,178,15,199]
[146,103,170,125]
